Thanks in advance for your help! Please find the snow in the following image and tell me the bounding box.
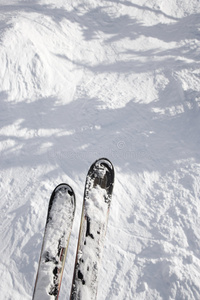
[0,0,200,299]
[85,186,107,222]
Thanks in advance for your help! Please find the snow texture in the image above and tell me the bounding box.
[0,0,200,299]
[85,185,108,223]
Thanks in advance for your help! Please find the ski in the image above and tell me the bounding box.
[70,158,115,300]
[32,183,76,300]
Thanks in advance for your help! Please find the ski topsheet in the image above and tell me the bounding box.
[32,183,76,300]
[70,158,115,300]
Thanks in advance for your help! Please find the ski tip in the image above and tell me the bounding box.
[93,158,114,170]
[88,158,115,188]
[92,158,115,177]
[54,183,74,195]
[50,183,76,210]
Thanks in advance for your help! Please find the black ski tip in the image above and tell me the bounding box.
[48,183,76,218]
[95,157,114,167]
[86,158,115,194]
[54,183,74,194]
[92,157,114,170]
[90,158,114,177]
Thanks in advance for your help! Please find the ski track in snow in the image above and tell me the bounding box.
[0,0,200,299]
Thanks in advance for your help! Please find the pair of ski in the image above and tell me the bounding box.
[32,158,114,300]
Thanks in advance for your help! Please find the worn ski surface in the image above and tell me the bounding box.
[70,158,114,300]
[33,183,76,300]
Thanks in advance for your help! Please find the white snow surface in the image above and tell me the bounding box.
[0,0,200,299]
[85,185,108,222]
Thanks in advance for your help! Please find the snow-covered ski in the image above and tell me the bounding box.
[32,183,76,300]
[70,158,115,300]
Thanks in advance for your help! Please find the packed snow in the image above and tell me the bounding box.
[85,185,108,222]
[0,0,200,299]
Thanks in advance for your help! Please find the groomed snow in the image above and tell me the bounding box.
[0,0,200,299]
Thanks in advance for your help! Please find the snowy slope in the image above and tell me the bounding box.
[0,0,200,299]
